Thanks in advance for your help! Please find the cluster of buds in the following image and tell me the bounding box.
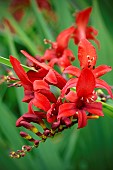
[7,7,112,158]
[0,68,20,87]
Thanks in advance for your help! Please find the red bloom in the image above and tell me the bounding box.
[41,26,75,69]
[10,56,57,112]
[73,7,100,48]
[47,97,62,123]
[63,39,112,98]
[21,50,67,89]
[58,68,104,128]
[10,52,67,112]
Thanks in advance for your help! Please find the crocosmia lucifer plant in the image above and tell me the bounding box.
[1,7,113,158]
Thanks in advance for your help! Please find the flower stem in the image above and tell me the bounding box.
[30,0,55,41]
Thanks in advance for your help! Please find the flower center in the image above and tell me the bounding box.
[76,98,85,109]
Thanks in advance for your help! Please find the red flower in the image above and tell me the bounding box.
[21,50,67,89]
[58,68,104,128]
[10,56,56,112]
[63,39,112,98]
[10,52,67,111]
[47,97,62,123]
[41,26,75,69]
[73,7,100,48]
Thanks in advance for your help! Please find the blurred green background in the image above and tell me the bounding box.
[0,0,113,170]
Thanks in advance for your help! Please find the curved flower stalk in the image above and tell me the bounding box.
[1,6,112,159]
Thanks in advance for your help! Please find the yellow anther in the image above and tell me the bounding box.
[69,74,73,78]
[41,134,47,139]
[87,115,99,119]
[97,89,104,95]
[51,129,55,134]
[25,135,32,140]
[59,125,63,130]
[40,122,46,129]
[101,97,106,102]
[31,127,38,133]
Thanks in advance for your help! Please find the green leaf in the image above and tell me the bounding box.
[0,56,35,72]
[31,0,54,41]
[102,101,113,118]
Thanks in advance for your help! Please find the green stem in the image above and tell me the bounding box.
[4,24,19,59]
[31,0,54,41]
[102,101,113,118]
[0,56,35,72]
[5,12,40,55]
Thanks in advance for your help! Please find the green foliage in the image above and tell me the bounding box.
[0,0,113,170]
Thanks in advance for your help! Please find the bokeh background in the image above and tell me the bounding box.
[0,0,113,170]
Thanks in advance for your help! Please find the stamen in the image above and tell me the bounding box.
[86,99,90,103]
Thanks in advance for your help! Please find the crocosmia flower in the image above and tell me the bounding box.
[10,56,57,112]
[6,6,113,159]
[63,39,112,98]
[58,68,104,128]
[73,7,100,47]
[41,26,75,69]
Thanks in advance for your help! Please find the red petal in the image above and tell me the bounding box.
[65,91,77,102]
[76,7,92,28]
[44,69,66,89]
[23,112,46,121]
[33,92,50,111]
[16,115,24,127]
[21,50,49,70]
[48,58,58,67]
[57,49,75,68]
[64,65,81,77]
[86,26,100,48]
[64,49,75,61]
[41,49,56,62]
[78,39,97,69]
[33,80,50,91]
[96,78,113,98]
[56,26,75,51]
[77,110,87,128]
[85,102,104,116]
[61,78,78,97]
[58,103,76,119]
[22,90,34,102]
[47,104,57,123]
[76,68,95,98]
[93,65,112,78]
[53,70,67,89]
[10,56,32,88]
[47,111,57,123]
[27,69,48,82]
[38,89,57,103]
[44,69,57,84]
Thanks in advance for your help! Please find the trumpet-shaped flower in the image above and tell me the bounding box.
[63,39,112,98]
[10,54,66,112]
[58,68,104,128]
[41,26,75,69]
